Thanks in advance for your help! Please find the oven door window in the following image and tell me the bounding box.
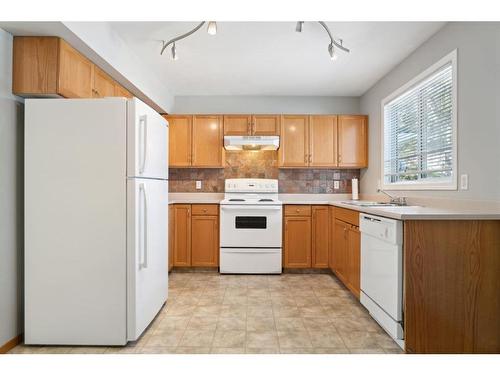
[235,216,267,229]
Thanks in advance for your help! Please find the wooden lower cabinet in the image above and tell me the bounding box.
[168,205,174,271]
[191,215,219,267]
[171,204,219,268]
[404,220,500,353]
[172,204,191,267]
[312,206,329,268]
[283,205,329,269]
[330,207,360,299]
[283,216,312,268]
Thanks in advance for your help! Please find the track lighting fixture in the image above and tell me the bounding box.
[207,21,217,36]
[161,21,217,61]
[296,21,349,61]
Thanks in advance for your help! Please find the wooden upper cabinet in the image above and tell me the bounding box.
[284,215,312,268]
[223,115,252,135]
[114,84,132,98]
[309,115,338,167]
[279,115,309,167]
[92,66,115,98]
[172,205,191,267]
[312,206,329,268]
[12,36,59,96]
[13,36,132,100]
[192,115,224,167]
[191,214,219,267]
[167,115,192,167]
[338,115,368,168]
[253,115,280,135]
[57,39,94,98]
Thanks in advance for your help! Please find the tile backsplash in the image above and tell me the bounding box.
[169,151,360,194]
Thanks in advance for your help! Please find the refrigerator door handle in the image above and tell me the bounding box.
[139,115,148,174]
[139,183,148,269]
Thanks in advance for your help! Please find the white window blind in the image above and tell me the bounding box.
[382,53,456,189]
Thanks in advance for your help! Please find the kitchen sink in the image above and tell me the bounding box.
[341,201,404,207]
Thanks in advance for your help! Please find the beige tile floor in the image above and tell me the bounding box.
[8,272,404,354]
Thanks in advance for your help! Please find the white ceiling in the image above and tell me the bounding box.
[110,21,445,97]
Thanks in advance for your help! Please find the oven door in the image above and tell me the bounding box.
[220,205,282,248]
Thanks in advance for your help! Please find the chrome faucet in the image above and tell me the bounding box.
[377,189,407,206]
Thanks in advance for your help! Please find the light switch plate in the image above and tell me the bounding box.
[196,180,202,190]
[334,180,340,190]
[460,174,468,190]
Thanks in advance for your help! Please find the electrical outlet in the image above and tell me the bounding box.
[196,180,202,190]
[460,174,468,190]
[334,180,340,190]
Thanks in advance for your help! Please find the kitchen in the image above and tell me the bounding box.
[1,2,499,372]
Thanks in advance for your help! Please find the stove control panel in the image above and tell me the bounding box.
[225,178,279,193]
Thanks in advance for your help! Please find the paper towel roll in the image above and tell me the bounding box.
[352,178,359,200]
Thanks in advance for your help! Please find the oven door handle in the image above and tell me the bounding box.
[220,205,282,211]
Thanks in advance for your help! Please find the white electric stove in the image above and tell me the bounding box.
[219,178,282,274]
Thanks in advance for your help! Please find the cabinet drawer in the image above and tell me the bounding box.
[335,207,359,226]
[191,204,219,216]
[284,205,312,216]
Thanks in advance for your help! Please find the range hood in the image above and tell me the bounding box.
[224,136,280,151]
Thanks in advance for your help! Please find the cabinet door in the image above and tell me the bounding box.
[312,206,329,268]
[173,205,191,266]
[168,204,174,271]
[253,115,280,136]
[328,207,336,271]
[114,84,132,98]
[284,216,311,268]
[347,225,361,298]
[338,115,368,168]
[57,39,93,98]
[167,115,192,167]
[333,219,349,283]
[191,215,219,267]
[92,66,115,98]
[192,115,224,167]
[223,115,251,135]
[309,115,338,167]
[279,115,309,167]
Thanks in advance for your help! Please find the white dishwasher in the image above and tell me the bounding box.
[359,213,404,349]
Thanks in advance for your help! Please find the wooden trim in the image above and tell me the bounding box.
[0,335,22,354]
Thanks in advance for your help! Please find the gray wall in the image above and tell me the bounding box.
[173,95,360,114]
[0,29,24,346]
[360,22,500,202]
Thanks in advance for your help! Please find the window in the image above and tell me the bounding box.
[381,50,457,190]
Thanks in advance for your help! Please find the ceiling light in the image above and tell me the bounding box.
[328,43,338,61]
[171,43,178,61]
[295,21,304,33]
[207,21,217,35]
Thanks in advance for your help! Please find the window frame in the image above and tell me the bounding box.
[380,49,458,191]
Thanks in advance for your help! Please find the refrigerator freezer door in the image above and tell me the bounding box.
[127,178,168,341]
[127,98,169,179]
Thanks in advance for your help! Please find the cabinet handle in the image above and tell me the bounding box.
[296,209,300,213]
[309,154,312,163]
[338,154,342,163]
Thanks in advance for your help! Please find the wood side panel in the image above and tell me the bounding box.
[309,115,338,167]
[284,216,311,268]
[192,115,223,167]
[253,115,280,135]
[167,115,192,167]
[191,215,219,267]
[168,204,174,271]
[57,39,93,98]
[312,206,329,268]
[12,36,59,96]
[173,205,191,266]
[404,220,500,354]
[328,206,336,271]
[0,334,22,354]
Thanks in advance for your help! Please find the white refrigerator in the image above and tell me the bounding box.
[24,98,169,345]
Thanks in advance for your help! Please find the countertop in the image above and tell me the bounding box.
[169,193,500,220]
